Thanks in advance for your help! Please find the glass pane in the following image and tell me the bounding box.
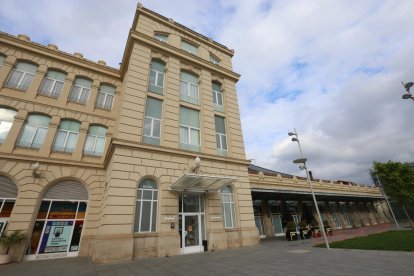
[47,70,66,82]
[141,201,151,232]
[183,195,199,213]
[27,115,50,127]
[74,78,92,88]
[190,129,200,146]
[0,121,13,142]
[98,84,115,94]
[179,107,199,128]
[144,117,152,136]
[32,127,48,148]
[20,73,34,90]
[157,72,164,87]
[53,130,67,151]
[95,137,105,155]
[27,221,45,255]
[152,119,161,138]
[16,62,37,74]
[224,203,231,228]
[39,78,53,93]
[66,132,78,152]
[47,201,77,219]
[179,127,188,144]
[84,135,95,153]
[221,135,227,150]
[7,70,23,88]
[60,120,81,132]
[51,81,63,97]
[151,202,157,231]
[69,86,81,101]
[184,215,199,246]
[134,201,141,232]
[138,179,157,189]
[0,200,15,217]
[37,201,51,219]
[149,70,157,86]
[18,125,35,147]
[142,190,152,200]
[145,98,162,118]
[69,220,84,252]
[215,116,225,133]
[38,220,74,254]
[76,202,87,219]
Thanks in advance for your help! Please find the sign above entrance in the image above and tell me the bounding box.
[171,174,236,192]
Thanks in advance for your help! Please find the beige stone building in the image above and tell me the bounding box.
[0,4,389,264]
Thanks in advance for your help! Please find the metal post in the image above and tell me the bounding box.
[374,174,400,229]
[291,128,330,249]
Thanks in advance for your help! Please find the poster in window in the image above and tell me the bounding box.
[38,221,73,254]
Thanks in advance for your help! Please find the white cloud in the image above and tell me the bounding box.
[1,0,413,184]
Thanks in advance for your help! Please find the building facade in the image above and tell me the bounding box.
[0,4,390,264]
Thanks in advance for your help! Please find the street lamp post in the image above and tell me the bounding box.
[288,128,330,249]
[401,81,414,102]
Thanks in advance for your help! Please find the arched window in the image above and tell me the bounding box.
[221,186,236,228]
[95,84,115,110]
[134,179,158,232]
[212,82,223,112]
[180,71,199,105]
[5,61,38,91]
[17,114,51,148]
[0,107,17,144]
[38,70,67,98]
[83,125,107,156]
[68,77,92,105]
[53,120,81,153]
[148,60,165,94]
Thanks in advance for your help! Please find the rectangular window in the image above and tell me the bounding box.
[68,78,91,105]
[154,33,168,42]
[95,85,115,110]
[17,115,50,149]
[38,71,66,98]
[215,116,227,156]
[143,98,162,145]
[83,126,107,156]
[210,55,219,65]
[181,40,198,55]
[5,62,37,91]
[212,83,224,112]
[148,61,165,95]
[179,107,200,152]
[180,72,199,105]
[53,121,80,153]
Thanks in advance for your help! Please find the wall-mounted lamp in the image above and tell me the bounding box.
[31,162,41,178]
[190,156,201,174]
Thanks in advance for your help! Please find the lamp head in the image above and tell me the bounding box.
[288,132,296,136]
[402,93,413,100]
[291,137,298,142]
[31,162,40,171]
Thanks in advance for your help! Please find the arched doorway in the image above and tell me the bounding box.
[25,180,88,260]
[0,176,18,235]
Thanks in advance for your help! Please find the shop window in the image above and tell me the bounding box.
[38,70,66,98]
[95,84,115,110]
[134,179,158,232]
[221,186,236,228]
[5,61,37,91]
[180,71,199,105]
[83,125,107,156]
[68,77,91,105]
[0,176,18,236]
[148,60,165,95]
[17,114,50,149]
[143,97,162,145]
[0,107,17,144]
[179,106,200,152]
[53,120,80,153]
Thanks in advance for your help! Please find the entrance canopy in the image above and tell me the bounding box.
[171,174,236,192]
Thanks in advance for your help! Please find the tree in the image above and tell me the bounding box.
[372,161,414,227]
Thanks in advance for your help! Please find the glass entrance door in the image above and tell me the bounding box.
[179,194,205,254]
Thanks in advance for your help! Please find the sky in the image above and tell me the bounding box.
[1,0,413,184]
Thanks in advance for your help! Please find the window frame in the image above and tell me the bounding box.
[95,85,115,110]
[83,126,107,157]
[5,62,37,91]
[38,70,66,98]
[17,115,50,149]
[134,179,158,233]
[180,72,199,105]
[53,121,80,153]
[212,84,224,112]
[68,79,91,105]
[221,186,236,228]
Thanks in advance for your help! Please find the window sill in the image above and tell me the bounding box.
[133,232,158,238]
[224,227,239,232]
[15,145,40,151]
[4,85,27,92]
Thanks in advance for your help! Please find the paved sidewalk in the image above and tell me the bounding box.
[1,223,413,276]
